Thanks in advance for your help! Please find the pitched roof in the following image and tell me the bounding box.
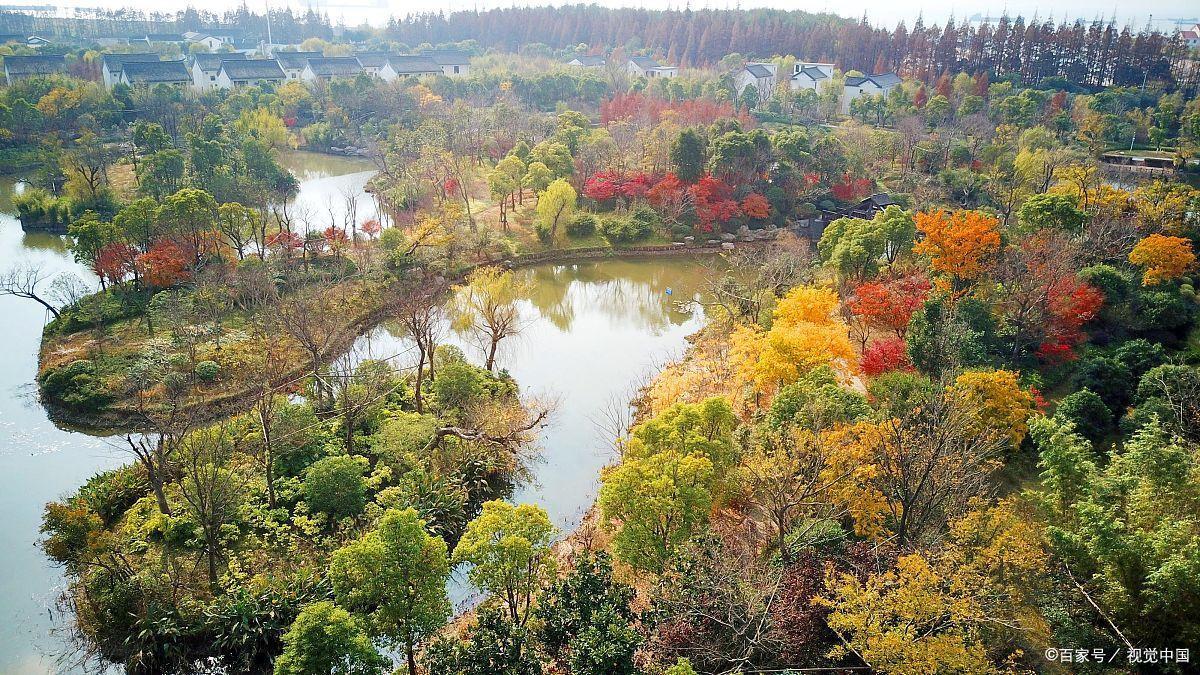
[629,56,662,69]
[275,51,321,70]
[793,65,829,80]
[145,33,182,42]
[120,59,190,83]
[101,52,160,72]
[385,54,441,74]
[354,52,392,68]
[1181,30,1199,39]
[868,72,901,87]
[220,59,285,80]
[422,49,470,65]
[305,57,364,77]
[193,52,246,71]
[745,63,773,78]
[844,76,869,86]
[569,54,606,66]
[862,193,897,207]
[4,54,66,76]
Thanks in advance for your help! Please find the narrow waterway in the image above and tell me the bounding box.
[0,152,717,671]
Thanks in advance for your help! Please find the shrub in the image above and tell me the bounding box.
[38,359,110,411]
[534,220,554,243]
[1112,339,1166,379]
[598,207,657,244]
[303,455,367,519]
[1071,357,1132,416]
[566,213,597,237]
[194,360,220,382]
[1053,388,1112,443]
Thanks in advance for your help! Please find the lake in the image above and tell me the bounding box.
[0,151,715,671]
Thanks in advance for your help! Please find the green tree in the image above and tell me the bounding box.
[303,455,367,519]
[873,205,916,263]
[1017,193,1087,233]
[330,508,451,675]
[817,216,885,281]
[535,179,577,244]
[670,128,706,183]
[274,602,388,675]
[452,501,556,625]
[534,552,640,675]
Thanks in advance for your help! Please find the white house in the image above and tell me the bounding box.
[1180,24,1200,50]
[118,60,191,88]
[100,53,161,89]
[628,56,677,78]
[190,52,246,90]
[422,50,471,77]
[275,51,321,81]
[789,62,835,92]
[214,59,285,89]
[734,62,777,95]
[841,73,902,114]
[567,55,606,68]
[301,57,365,82]
[353,52,391,77]
[378,55,442,82]
[186,34,227,52]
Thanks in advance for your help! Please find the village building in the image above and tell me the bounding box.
[789,62,835,92]
[627,56,677,78]
[275,51,322,80]
[378,55,443,81]
[301,57,365,82]
[117,60,191,87]
[567,54,606,68]
[354,52,392,77]
[190,52,247,90]
[841,73,901,113]
[734,62,777,95]
[422,50,472,76]
[100,53,161,89]
[214,59,285,89]
[3,54,66,85]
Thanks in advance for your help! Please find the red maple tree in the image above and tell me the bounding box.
[862,337,914,377]
[138,240,191,288]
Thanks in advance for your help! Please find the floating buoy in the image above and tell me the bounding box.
[665,287,673,295]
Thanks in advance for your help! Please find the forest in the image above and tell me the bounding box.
[0,6,1198,675]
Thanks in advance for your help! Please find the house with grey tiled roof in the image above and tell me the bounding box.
[353,52,392,76]
[627,55,677,78]
[421,50,471,77]
[300,57,364,82]
[190,52,246,90]
[3,54,66,84]
[118,60,191,87]
[378,55,442,81]
[275,51,321,81]
[735,62,777,95]
[789,62,835,92]
[567,54,606,68]
[214,59,285,89]
[100,52,161,88]
[842,72,901,113]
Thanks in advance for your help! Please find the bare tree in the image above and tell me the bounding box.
[1,264,64,319]
[177,422,241,589]
[275,289,344,410]
[390,277,448,414]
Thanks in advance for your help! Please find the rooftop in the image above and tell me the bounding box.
[220,59,285,80]
[120,59,190,83]
[3,54,66,76]
[101,52,160,71]
[385,54,441,74]
[629,56,662,69]
[275,51,321,69]
[570,54,606,66]
[193,52,247,71]
[354,52,392,68]
[745,63,773,78]
[422,49,470,65]
[305,56,364,77]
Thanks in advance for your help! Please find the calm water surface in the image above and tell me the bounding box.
[0,151,716,671]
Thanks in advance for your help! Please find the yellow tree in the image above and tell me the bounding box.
[819,554,996,673]
[1129,233,1196,285]
[913,210,1001,289]
[730,285,857,407]
[449,266,529,372]
[949,370,1036,448]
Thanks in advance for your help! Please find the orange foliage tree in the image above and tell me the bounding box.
[1128,234,1196,286]
[913,210,1001,286]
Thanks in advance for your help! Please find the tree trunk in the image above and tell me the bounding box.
[406,640,418,675]
[485,335,500,372]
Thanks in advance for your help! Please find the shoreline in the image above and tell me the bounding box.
[37,239,775,432]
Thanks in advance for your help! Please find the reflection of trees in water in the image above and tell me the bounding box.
[520,259,710,334]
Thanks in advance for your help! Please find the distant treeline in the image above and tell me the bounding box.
[3,5,1197,91]
[382,7,1198,90]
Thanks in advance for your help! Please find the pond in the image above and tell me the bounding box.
[0,152,716,671]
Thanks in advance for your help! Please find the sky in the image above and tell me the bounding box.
[2,0,1198,32]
